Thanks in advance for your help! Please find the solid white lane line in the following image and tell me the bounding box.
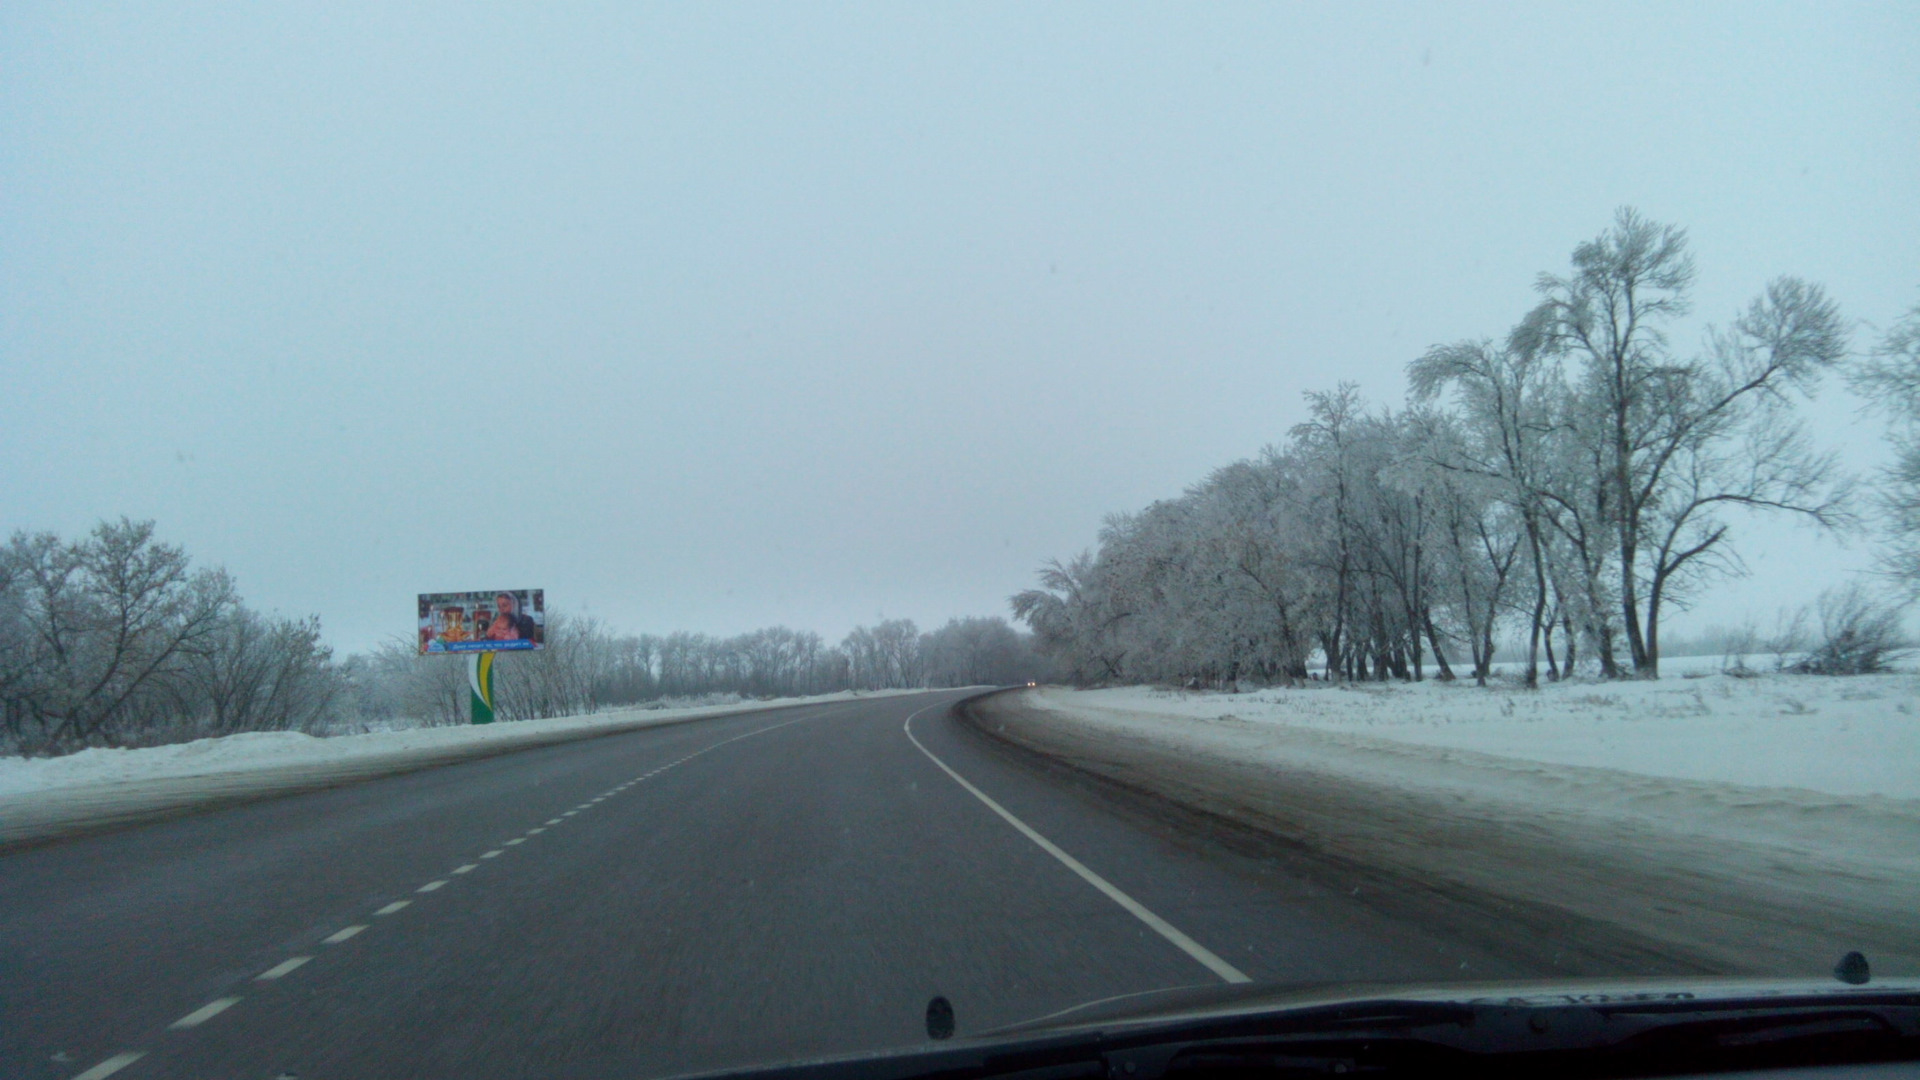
[418,880,447,892]
[452,864,479,874]
[374,901,410,916]
[168,997,240,1029]
[70,1053,144,1076]
[322,925,366,944]
[255,956,312,980]
[480,849,503,859]
[70,1051,144,1080]
[902,704,1251,985]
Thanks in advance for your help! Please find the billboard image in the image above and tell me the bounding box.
[418,589,546,654]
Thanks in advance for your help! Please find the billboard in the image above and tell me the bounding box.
[418,589,546,654]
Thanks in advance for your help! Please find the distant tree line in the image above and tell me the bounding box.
[1,518,1044,756]
[346,614,1044,729]
[1015,209,1914,688]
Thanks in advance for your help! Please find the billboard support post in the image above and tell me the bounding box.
[468,651,497,725]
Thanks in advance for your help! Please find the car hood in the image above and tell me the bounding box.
[987,974,1920,1038]
[596,974,1920,1080]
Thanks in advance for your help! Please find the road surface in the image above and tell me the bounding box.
[3,690,1564,1080]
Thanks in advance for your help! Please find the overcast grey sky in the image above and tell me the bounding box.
[3,2,1916,654]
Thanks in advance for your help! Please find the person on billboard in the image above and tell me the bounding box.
[486,592,537,642]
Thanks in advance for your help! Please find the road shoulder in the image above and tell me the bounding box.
[962,688,1920,977]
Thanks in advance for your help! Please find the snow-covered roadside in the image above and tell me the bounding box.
[983,674,1920,975]
[0,689,933,849]
[1053,669,1920,799]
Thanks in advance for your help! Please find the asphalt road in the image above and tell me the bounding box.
[2,691,1549,1080]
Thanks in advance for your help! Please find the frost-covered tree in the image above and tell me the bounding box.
[1013,212,1850,687]
[1,520,237,750]
[920,616,1039,687]
[1520,209,1849,676]
[1850,302,1920,590]
[1410,334,1566,685]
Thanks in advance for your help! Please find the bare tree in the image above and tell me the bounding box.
[1,519,236,751]
[1290,384,1365,680]
[175,610,342,738]
[1521,209,1849,675]
[1849,301,1920,590]
[1410,336,1563,686]
[1785,584,1913,675]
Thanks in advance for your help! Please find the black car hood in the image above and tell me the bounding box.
[557,975,1920,1080]
[987,974,1920,1038]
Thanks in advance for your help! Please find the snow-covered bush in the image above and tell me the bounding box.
[1787,585,1912,675]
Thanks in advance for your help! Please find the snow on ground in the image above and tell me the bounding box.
[1039,664,1919,800]
[1008,666,1920,971]
[0,689,938,848]
[0,689,924,800]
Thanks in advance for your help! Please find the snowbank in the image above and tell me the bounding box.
[0,689,927,849]
[980,672,1920,975]
[1047,668,1920,800]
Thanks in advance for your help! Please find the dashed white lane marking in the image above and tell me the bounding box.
[70,1050,144,1080]
[59,722,858,1080]
[255,956,311,980]
[526,827,546,834]
[137,710,826,1047]
[902,703,1251,985]
[168,997,240,1029]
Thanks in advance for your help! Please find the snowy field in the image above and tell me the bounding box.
[0,689,934,848]
[1041,660,1919,800]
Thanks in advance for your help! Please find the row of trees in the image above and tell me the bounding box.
[1015,210,1912,687]
[1,518,1045,754]
[346,614,1044,729]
